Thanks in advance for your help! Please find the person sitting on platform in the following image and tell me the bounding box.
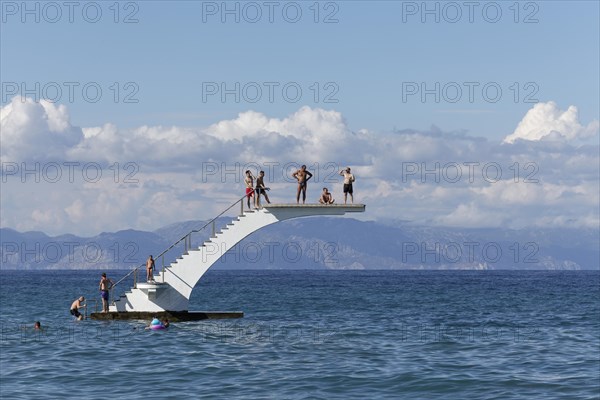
[319,188,335,205]
[70,296,86,320]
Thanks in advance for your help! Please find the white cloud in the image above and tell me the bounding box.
[0,98,598,235]
[0,97,83,162]
[503,101,599,143]
[434,202,507,228]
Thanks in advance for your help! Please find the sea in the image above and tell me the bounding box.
[0,270,598,399]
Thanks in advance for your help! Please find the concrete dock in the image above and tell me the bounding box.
[90,311,243,321]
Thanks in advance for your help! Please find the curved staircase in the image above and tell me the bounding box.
[109,202,365,313]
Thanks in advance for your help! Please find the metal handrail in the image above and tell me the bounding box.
[110,191,254,301]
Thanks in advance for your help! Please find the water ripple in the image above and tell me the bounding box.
[1,270,598,399]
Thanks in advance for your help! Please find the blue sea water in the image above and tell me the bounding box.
[0,270,599,399]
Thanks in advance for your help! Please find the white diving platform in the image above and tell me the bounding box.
[103,204,365,315]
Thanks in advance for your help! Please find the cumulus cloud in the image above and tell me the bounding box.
[434,202,507,228]
[0,97,83,162]
[0,98,598,235]
[503,101,599,143]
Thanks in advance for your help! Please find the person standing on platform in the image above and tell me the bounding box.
[339,167,355,204]
[244,170,255,209]
[146,255,156,282]
[255,171,271,208]
[99,273,114,313]
[292,165,313,204]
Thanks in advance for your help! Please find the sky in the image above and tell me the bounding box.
[1,0,599,236]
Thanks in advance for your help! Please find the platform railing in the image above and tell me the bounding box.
[83,299,99,319]
[110,191,255,304]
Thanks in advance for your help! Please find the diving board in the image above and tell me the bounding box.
[105,204,365,314]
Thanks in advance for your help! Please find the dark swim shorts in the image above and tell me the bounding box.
[101,290,109,300]
[343,183,353,194]
[70,308,81,318]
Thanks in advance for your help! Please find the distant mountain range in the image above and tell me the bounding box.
[1,217,598,270]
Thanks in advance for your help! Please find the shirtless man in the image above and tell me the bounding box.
[146,255,155,282]
[254,171,270,208]
[339,167,355,204]
[244,170,255,209]
[292,165,313,204]
[70,296,86,320]
[319,188,335,205]
[99,273,114,313]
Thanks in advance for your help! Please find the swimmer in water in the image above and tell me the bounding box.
[70,296,86,321]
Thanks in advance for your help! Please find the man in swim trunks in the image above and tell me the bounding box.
[70,296,86,320]
[99,273,114,313]
[146,255,155,282]
[254,171,270,208]
[244,170,254,209]
[339,167,355,204]
[292,165,313,204]
[319,187,335,204]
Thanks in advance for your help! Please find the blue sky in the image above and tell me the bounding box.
[2,1,598,137]
[1,1,599,235]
